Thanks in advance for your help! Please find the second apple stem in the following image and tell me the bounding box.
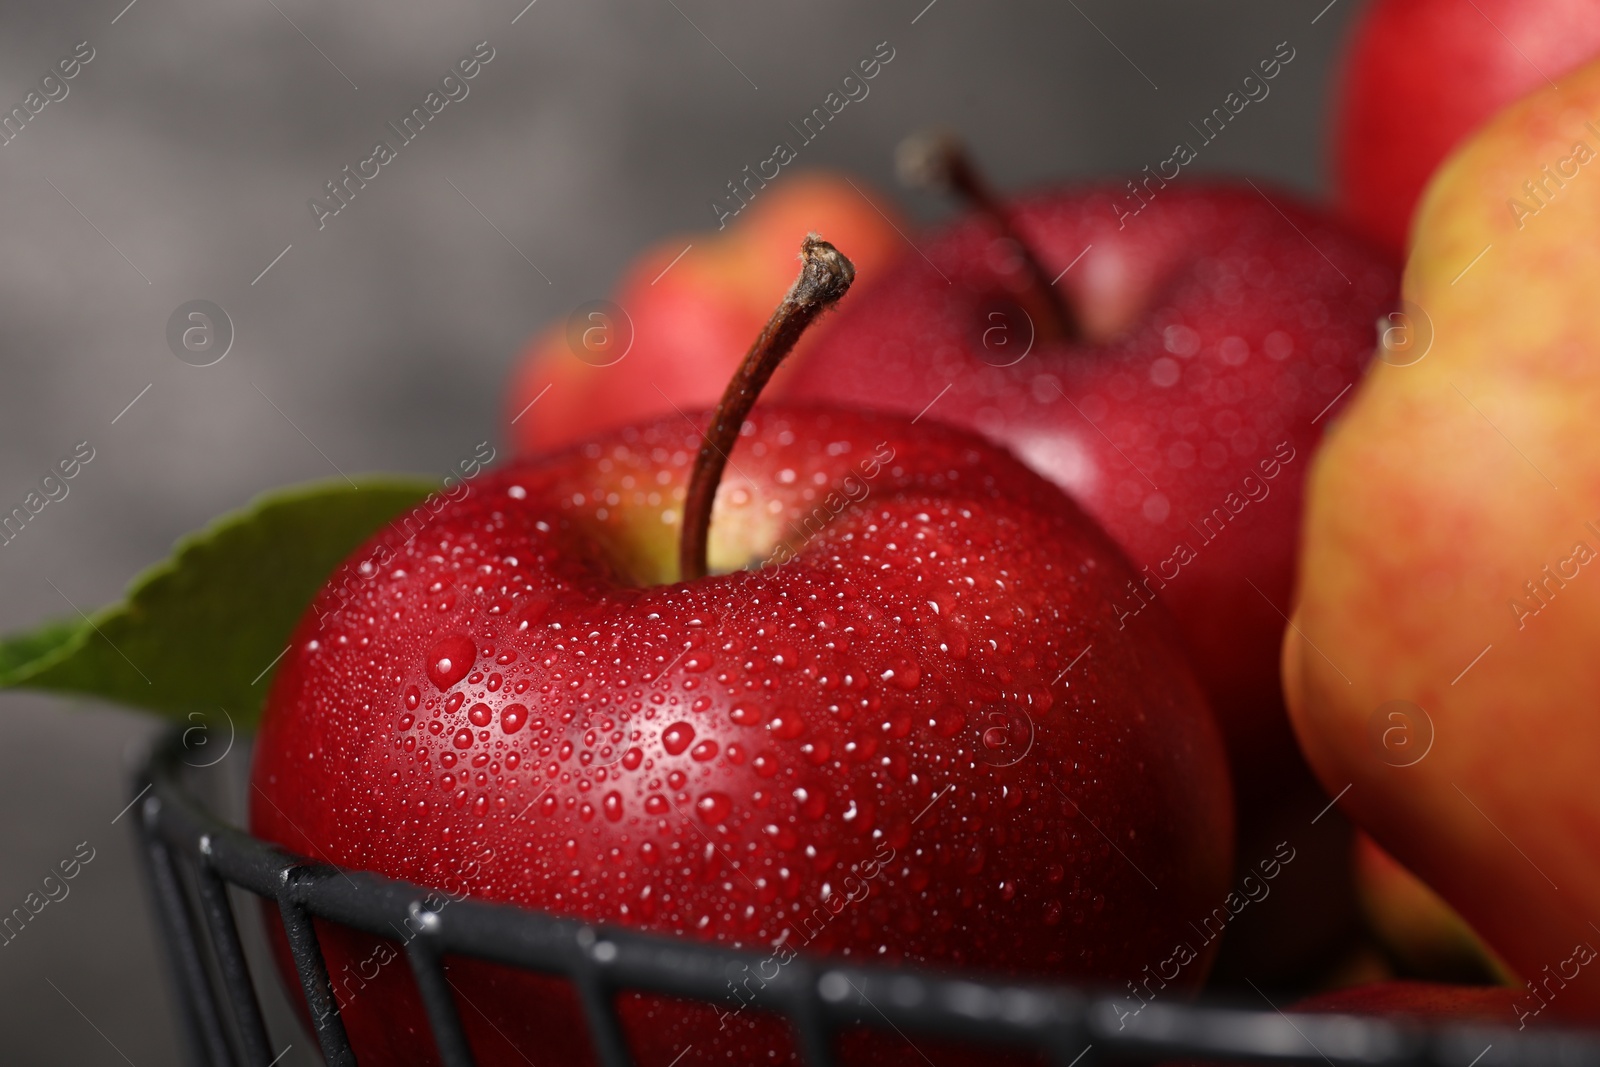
[899,132,1079,343]
[678,234,856,582]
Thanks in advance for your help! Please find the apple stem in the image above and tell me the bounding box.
[897,131,1079,343]
[679,234,856,582]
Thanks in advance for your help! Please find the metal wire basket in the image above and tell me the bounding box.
[131,726,1596,1067]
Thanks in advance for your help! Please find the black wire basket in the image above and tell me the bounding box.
[131,726,1597,1067]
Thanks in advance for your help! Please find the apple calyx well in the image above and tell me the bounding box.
[679,233,856,582]
[896,130,1079,343]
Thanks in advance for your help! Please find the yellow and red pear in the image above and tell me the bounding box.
[1288,56,1600,1019]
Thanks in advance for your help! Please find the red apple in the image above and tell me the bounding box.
[1332,0,1600,256]
[252,239,1233,1066]
[505,172,905,454]
[782,182,1397,797]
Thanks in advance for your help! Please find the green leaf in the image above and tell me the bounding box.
[0,618,81,676]
[0,477,435,726]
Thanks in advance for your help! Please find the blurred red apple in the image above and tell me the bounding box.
[1332,0,1600,255]
[505,172,905,453]
[784,181,1397,797]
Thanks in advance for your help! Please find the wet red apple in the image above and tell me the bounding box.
[252,237,1234,1065]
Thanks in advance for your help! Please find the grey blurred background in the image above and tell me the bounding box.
[0,0,1361,1061]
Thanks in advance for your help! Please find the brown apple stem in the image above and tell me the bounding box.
[897,131,1079,342]
[679,234,856,582]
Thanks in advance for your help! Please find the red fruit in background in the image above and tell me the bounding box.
[1285,980,1521,1022]
[505,172,905,454]
[250,404,1233,1065]
[1332,0,1600,256]
[783,184,1397,796]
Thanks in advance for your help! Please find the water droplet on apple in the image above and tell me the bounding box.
[797,788,827,820]
[468,702,493,727]
[690,739,718,762]
[768,711,804,740]
[515,595,552,633]
[603,791,624,822]
[501,704,527,733]
[885,657,920,690]
[661,722,695,756]
[452,728,474,749]
[696,791,733,824]
[426,635,476,691]
[1163,323,1200,357]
